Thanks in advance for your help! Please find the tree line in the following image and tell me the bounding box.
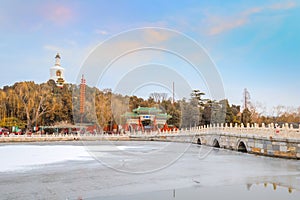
[0,81,299,132]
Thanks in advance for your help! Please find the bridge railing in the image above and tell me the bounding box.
[176,123,300,139]
[2,123,300,139]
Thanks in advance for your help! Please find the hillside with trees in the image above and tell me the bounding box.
[0,81,299,133]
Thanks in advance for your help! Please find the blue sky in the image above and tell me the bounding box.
[0,0,300,113]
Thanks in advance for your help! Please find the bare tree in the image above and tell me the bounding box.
[250,101,267,123]
[149,92,160,102]
[272,105,286,117]
[14,82,51,130]
[149,92,168,102]
[161,93,168,101]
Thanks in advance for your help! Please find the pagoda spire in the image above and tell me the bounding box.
[55,53,61,66]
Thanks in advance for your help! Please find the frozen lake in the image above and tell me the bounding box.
[0,141,299,199]
[0,144,92,172]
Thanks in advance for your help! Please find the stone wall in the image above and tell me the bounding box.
[192,133,300,159]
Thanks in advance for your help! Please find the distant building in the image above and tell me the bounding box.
[50,53,65,87]
[123,106,172,132]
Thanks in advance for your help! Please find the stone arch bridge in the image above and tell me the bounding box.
[130,123,300,159]
[1,123,300,159]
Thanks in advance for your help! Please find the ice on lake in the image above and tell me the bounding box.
[0,145,93,172]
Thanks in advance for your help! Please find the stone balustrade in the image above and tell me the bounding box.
[1,123,300,159]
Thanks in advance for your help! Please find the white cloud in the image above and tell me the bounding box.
[269,1,297,10]
[143,28,173,43]
[206,1,297,35]
[43,45,62,52]
[208,17,247,36]
[40,4,75,26]
[64,39,78,47]
[95,29,109,35]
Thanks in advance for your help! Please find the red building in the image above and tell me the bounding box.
[123,106,172,132]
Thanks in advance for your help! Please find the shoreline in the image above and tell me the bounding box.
[0,135,131,143]
[1,134,300,160]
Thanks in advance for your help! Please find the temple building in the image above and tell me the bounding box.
[122,106,172,132]
[50,53,65,87]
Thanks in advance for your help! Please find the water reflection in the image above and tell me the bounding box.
[273,183,277,190]
[246,183,252,190]
[247,173,300,194]
[98,172,300,200]
[99,183,300,200]
[247,182,295,194]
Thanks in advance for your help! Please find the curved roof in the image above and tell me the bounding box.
[122,112,139,118]
[132,107,162,114]
[156,113,172,119]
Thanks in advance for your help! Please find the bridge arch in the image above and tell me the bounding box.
[237,140,248,153]
[212,138,220,148]
[197,138,202,145]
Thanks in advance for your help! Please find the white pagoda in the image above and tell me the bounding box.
[50,53,65,87]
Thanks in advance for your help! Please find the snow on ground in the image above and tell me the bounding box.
[0,145,93,172]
